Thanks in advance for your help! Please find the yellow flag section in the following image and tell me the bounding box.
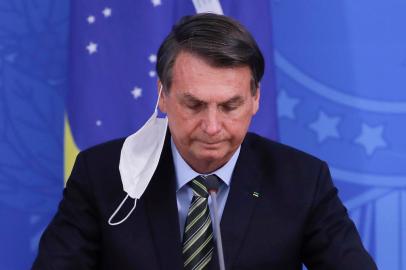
[64,115,79,184]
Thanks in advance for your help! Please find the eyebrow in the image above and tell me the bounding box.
[220,96,244,107]
[181,93,244,106]
[182,93,204,104]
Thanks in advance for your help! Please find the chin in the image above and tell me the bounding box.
[194,150,228,163]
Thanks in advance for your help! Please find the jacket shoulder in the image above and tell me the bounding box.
[244,132,325,171]
[68,138,126,189]
[79,138,126,164]
[82,137,126,154]
[244,132,323,163]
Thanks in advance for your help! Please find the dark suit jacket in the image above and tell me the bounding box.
[33,132,376,270]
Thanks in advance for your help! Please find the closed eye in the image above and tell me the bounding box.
[181,94,206,111]
[221,104,239,112]
[186,101,204,111]
[219,97,244,112]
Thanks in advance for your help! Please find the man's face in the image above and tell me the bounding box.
[159,52,260,173]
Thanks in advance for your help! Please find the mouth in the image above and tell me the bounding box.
[197,140,224,148]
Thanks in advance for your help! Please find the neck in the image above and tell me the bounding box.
[187,159,227,174]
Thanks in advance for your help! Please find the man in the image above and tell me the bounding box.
[33,13,377,270]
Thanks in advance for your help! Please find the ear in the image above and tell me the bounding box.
[252,86,260,115]
[157,81,167,113]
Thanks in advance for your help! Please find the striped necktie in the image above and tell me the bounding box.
[182,175,214,270]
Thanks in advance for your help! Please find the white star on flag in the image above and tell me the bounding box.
[149,70,156,77]
[309,111,341,142]
[277,90,299,119]
[151,0,162,7]
[355,123,387,155]
[149,54,157,63]
[131,87,143,99]
[102,7,112,18]
[96,120,102,126]
[86,42,98,54]
[87,15,96,24]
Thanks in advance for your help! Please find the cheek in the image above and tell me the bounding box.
[167,104,188,125]
[224,112,252,135]
[168,112,200,139]
[228,121,250,138]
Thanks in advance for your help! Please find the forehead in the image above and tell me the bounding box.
[169,52,252,101]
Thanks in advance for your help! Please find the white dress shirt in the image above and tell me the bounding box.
[171,138,241,239]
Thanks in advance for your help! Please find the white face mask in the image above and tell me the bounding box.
[109,86,168,225]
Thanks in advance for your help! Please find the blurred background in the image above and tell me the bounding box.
[0,0,405,269]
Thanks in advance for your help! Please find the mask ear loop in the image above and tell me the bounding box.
[155,84,163,113]
[108,85,163,226]
[108,195,137,226]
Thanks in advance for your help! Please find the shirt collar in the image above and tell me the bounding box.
[171,138,240,191]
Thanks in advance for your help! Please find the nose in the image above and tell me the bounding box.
[201,107,222,136]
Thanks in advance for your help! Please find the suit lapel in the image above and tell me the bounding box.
[220,137,262,270]
[143,133,262,270]
[144,134,183,270]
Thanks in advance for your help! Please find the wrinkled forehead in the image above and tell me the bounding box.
[169,52,252,98]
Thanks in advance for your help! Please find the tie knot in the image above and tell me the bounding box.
[189,175,209,198]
